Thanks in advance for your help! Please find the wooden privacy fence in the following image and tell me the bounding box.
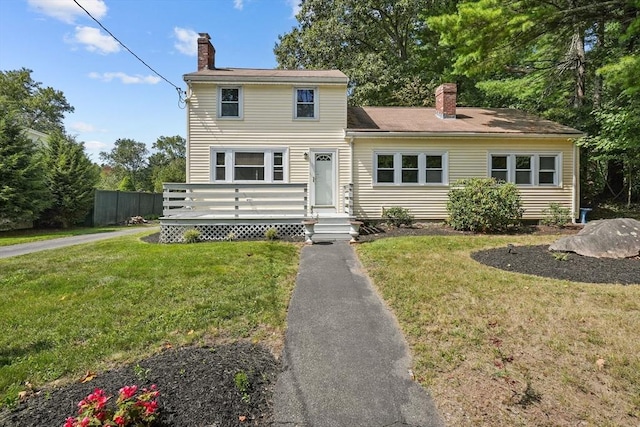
[91,190,163,226]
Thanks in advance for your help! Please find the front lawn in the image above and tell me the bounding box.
[0,232,299,408]
[357,235,640,426]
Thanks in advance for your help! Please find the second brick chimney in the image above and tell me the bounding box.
[435,83,457,119]
[197,33,215,71]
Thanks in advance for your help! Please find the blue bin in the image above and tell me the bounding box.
[579,208,592,224]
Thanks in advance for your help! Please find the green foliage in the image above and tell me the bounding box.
[234,370,251,402]
[447,178,524,232]
[149,135,186,192]
[274,0,456,106]
[382,207,415,227]
[264,227,278,241]
[0,105,51,225]
[117,175,136,192]
[541,203,572,227]
[38,132,100,228]
[100,138,149,191]
[0,68,73,133]
[183,228,201,243]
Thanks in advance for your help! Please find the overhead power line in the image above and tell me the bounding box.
[72,0,186,104]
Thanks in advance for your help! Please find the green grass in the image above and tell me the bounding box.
[0,227,120,246]
[357,235,640,426]
[0,232,299,407]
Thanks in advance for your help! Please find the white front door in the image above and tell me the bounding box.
[311,150,336,212]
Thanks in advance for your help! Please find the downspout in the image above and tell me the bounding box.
[573,141,580,223]
[349,135,354,217]
[185,81,192,184]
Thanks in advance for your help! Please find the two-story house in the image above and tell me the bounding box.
[159,33,583,243]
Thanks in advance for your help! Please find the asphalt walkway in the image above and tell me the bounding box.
[273,241,445,427]
[0,226,158,259]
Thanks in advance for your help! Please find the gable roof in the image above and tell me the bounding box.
[347,106,584,137]
[184,68,348,84]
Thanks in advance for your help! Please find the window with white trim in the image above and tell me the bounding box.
[374,152,448,185]
[211,148,287,182]
[489,153,560,186]
[218,87,242,118]
[294,88,318,119]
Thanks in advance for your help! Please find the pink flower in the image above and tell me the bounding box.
[64,417,75,427]
[118,385,138,400]
[80,417,90,427]
[114,415,126,426]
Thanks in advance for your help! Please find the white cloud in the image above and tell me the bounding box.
[70,121,97,133]
[89,72,162,85]
[84,140,108,150]
[28,0,107,24]
[173,27,199,56]
[70,26,120,54]
[286,0,301,18]
[234,0,244,10]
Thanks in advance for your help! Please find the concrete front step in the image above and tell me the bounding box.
[311,216,355,242]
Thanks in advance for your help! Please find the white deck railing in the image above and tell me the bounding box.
[162,183,308,218]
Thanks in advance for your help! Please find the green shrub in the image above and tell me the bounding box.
[447,178,524,232]
[382,207,415,227]
[264,227,278,240]
[541,203,572,227]
[183,228,201,243]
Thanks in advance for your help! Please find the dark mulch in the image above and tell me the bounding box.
[472,244,640,285]
[0,342,278,427]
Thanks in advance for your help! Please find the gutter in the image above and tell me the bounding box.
[345,131,586,139]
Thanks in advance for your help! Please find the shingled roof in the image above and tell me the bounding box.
[184,68,348,84]
[347,106,584,136]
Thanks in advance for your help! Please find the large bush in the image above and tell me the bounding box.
[447,178,524,232]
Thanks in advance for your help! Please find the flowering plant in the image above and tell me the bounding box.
[63,384,159,427]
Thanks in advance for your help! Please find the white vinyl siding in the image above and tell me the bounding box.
[354,137,576,220]
[188,82,349,210]
[373,152,448,185]
[489,153,561,186]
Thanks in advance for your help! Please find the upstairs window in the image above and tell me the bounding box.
[294,88,317,119]
[374,152,448,185]
[490,154,560,186]
[218,87,242,118]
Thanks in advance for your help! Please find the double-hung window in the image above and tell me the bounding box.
[294,88,318,119]
[374,152,448,185]
[212,149,287,183]
[490,153,560,186]
[218,87,242,118]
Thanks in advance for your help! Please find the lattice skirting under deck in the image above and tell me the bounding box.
[160,223,305,243]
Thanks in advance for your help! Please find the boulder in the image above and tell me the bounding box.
[549,218,640,259]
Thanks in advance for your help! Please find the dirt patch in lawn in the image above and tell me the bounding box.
[0,342,278,427]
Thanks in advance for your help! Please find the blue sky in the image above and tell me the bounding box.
[0,0,301,161]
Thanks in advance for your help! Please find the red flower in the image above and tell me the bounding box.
[114,415,126,426]
[118,385,138,401]
[79,417,90,427]
[64,417,75,427]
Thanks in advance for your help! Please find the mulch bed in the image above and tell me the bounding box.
[472,244,640,285]
[0,342,278,427]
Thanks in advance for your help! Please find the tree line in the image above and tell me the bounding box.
[0,69,185,229]
[275,0,640,206]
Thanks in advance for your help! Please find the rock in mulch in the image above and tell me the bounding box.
[472,244,640,285]
[0,342,279,427]
[549,218,640,259]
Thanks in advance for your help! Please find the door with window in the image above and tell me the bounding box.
[310,150,336,212]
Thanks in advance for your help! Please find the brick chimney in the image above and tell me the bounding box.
[197,33,215,71]
[435,83,457,119]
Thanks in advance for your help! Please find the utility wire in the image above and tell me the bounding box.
[72,0,186,104]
